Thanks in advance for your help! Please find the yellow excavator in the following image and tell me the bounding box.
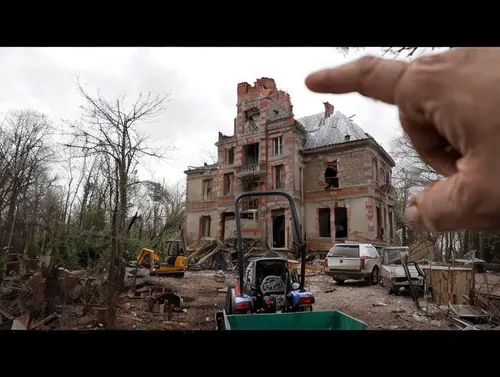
[136,240,188,277]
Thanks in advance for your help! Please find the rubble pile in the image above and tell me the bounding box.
[184,237,325,273]
[465,272,500,327]
[0,261,113,330]
[0,272,57,330]
[187,237,277,271]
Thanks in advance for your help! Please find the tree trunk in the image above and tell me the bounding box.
[106,167,120,329]
[464,230,470,256]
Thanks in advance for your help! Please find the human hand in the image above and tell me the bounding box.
[305,47,500,232]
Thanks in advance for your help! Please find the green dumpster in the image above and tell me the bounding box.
[219,310,367,330]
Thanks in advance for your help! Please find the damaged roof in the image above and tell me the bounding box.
[297,110,371,150]
[184,163,218,174]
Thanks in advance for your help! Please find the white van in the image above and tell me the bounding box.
[323,243,381,285]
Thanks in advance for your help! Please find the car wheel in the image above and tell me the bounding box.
[370,267,379,285]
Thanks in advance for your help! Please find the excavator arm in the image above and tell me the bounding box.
[137,248,160,268]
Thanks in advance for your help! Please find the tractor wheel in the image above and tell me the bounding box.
[225,286,236,315]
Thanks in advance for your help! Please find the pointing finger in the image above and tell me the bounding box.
[305,55,410,105]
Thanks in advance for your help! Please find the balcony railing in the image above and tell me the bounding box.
[236,163,265,177]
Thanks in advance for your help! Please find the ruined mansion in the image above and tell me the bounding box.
[184,78,396,252]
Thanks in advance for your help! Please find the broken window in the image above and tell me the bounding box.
[319,208,331,237]
[324,162,339,189]
[383,206,387,237]
[299,167,302,191]
[241,210,258,221]
[244,108,260,134]
[379,167,384,183]
[271,209,285,248]
[246,181,258,192]
[372,158,378,182]
[241,181,259,210]
[202,179,213,201]
[388,206,394,240]
[273,136,282,156]
[376,206,383,240]
[223,173,234,195]
[242,198,259,211]
[334,207,348,239]
[222,212,235,240]
[274,164,284,189]
[244,143,259,165]
[200,216,211,237]
[227,148,234,165]
[385,171,390,185]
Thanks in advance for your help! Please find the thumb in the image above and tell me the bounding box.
[404,175,467,232]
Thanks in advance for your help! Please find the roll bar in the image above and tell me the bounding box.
[234,191,307,295]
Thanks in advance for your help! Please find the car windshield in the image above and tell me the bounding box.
[385,249,408,265]
[328,245,360,258]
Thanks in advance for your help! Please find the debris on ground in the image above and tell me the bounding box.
[214,270,225,283]
[5,256,499,331]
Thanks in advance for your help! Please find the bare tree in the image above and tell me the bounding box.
[63,79,172,327]
[390,132,444,254]
[139,179,186,249]
[390,132,441,191]
[0,110,55,249]
[200,147,218,165]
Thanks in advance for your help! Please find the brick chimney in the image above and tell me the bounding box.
[324,102,334,118]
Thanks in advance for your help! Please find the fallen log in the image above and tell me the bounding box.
[30,312,59,330]
[197,246,220,266]
[117,314,142,322]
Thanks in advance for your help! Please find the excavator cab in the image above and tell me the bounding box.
[137,240,188,277]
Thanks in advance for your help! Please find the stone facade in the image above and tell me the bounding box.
[184,77,396,251]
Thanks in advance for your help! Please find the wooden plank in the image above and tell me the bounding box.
[0,304,14,320]
[305,264,324,272]
[450,304,489,319]
[423,267,473,305]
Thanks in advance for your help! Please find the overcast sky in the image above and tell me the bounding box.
[0,47,439,186]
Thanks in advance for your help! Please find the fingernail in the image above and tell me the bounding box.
[404,205,419,225]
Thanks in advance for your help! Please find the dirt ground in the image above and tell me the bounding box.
[5,265,500,330]
[308,273,454,330]
[117,270,228,330]
[62,270,461,330]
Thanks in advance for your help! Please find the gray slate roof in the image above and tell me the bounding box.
[297,110,371,150]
